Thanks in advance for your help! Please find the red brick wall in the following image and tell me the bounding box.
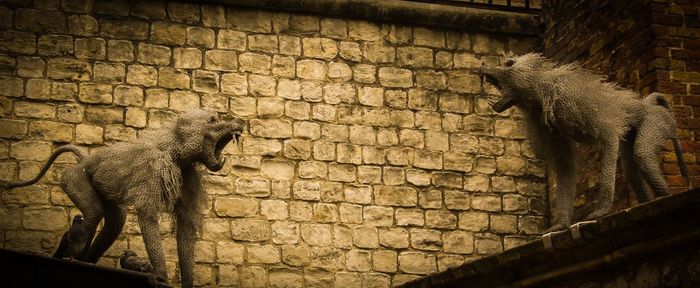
[543,0,698,217]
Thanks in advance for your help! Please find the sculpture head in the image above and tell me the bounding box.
[174,110,245,171]
[477,53,551,112]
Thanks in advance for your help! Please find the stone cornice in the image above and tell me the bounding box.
[201,0,542,36]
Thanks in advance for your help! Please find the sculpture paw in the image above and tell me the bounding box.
[584,209,608,221]
[544,223,567,233]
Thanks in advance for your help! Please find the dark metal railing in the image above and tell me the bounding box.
[405,0,542,14]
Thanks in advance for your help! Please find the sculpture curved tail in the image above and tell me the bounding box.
[672,137,689,182]
[645,92,689,182]
[0,145,87,190]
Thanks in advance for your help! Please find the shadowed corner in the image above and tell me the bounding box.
[0,248,171,288]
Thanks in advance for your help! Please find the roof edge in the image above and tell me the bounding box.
[202,0,542,36]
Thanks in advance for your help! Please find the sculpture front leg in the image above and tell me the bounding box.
[176,210,196,288]
[137,210,168,281]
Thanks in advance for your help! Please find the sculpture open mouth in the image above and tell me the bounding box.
[211,132,240,171]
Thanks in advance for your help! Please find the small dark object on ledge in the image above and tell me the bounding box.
[53,215,88,260]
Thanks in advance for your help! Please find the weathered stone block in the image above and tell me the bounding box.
[362,43,395,63]
[47,58,91,81]
[378,67,413,88]
[158,68,190,89]
[301,223,332,246]
[217,29,246,51]
[410,228,442,251]
[239,52,271,74]
[346,250,372,272]
[231,219,271,242]
[185,27,215,48]
[204,50,238,71]
[339,41,362,61]
[227,9,272,33]
[28,121,73,142]
[443,231,474,254]
[17,57,44,78]
[399,252,437,275]
[214,197,258,217]
[137,43,170,66]
[78,83,112,104]
[397,47,433,68]
[173,47,202,69]
[221,73,248,95]
[249,34,278,53]
[127,65,158,87]
[348,20,380,41]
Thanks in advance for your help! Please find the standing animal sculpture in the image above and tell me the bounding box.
[53,214,88,260]
[0,110,245,287]
[478,53,688,232]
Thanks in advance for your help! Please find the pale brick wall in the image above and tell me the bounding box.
[0,0,544,287]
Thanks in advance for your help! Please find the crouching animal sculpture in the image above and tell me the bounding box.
[1,110,245,287]
[478,53,688,232]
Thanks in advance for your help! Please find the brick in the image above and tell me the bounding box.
[47,58,91,81]
[0,31,35,54]
[339,41,362,61]
[17,57,44,78]
[321,18,347,39]
[362,43,395,63]
[167,2,200,24]
[397,47,433,68]
[158,68,190,89]
[217,29,246,51]
[75,38,106,60]
[443,231,474,254]
[28,121,72,142]
[399,252,437,275]
[114,85,144,106]
[137,43,170,66]
[297,60,327,80]
[173,47,202,69]
[410,228,441,251]
[15,8,66,33]
[0,119,27,139]
[94,62,125,83]
[192,70,219,93]
[127,65,157,87]
[249,75,276,97]
[239,53,272,75]
[131,2,167,20]
[378,67,413,88]
[78,83,112,104]
[231,219,271,241]
[227,9,272,33]
[100,19,149,40]
[348,20,380,41]
[249,34,278,53]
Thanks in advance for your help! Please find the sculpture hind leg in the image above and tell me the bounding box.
[60,165,104,261]
[585,135,620,220]
[547,136,577,232]
[634,121,670,197]
[86,200,126,263]
[620,138,654,203]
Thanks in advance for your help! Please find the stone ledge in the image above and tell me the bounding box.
[0,248,170,288]
[400,187,700,287]
[203,0,541,36]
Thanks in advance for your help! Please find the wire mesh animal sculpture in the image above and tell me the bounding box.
[478,53,687,232]
[1,110,245,287]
